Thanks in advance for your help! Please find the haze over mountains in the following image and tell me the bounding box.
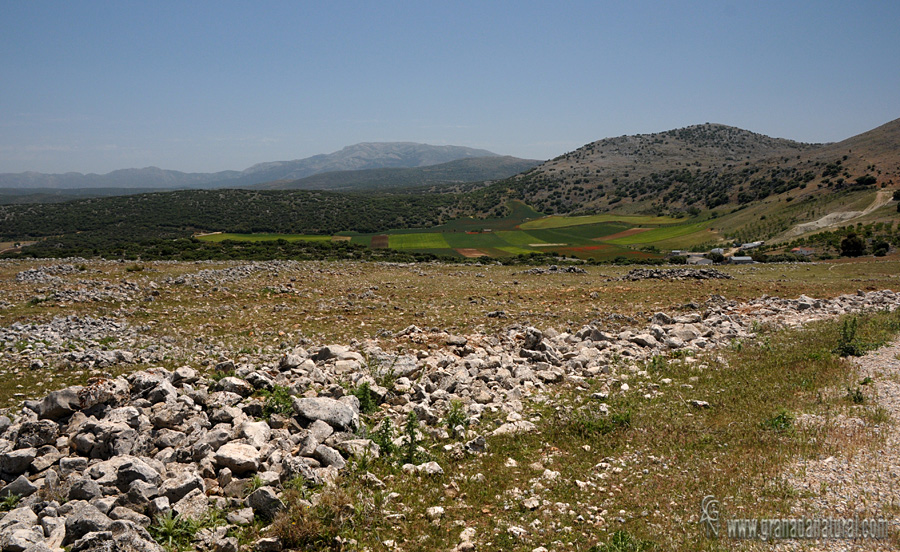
[0,142,508,190]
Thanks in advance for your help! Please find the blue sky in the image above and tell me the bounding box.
[2,1,899,174]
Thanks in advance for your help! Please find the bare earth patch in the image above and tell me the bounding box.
[455,248,488,257]
[774,338,900,550]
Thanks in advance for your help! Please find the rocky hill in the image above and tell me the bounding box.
[491,120,900,216]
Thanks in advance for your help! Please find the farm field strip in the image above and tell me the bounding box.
[604,221,713,244]
[388,233,451,250]
[518,213,681,230]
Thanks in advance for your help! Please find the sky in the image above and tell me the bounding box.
[2,0,899,175]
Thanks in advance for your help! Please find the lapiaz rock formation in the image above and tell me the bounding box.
[1,287,899,551]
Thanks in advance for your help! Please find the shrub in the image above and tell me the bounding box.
[444,399,469,438]
[370,418,396,457]
[761,408,793,432]
[260,385,294,419]
[351,381,378,414]
[834,317,867,357]
[590,530,657,551]
[402,411,421,464]
[270,487,356,549]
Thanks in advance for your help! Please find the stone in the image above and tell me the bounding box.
[415,461,444,476]
[0,475,37,498]
[307,419,334,443]
[64,502,114,545]
[0,507,37,533]
[109,506,151,526]
[426,506,444,520]
[173,488,209,520]
[15,420,59,449]
[34,386,83,420]
[68,477,104,501]
[491,420,536,436]
[0,448,36,475]
[214,443,260,474]
[313,445,346,469]
[147,379,178,404]
[238,420,272,449]
[247,486,284,520]
[0,525,44,552]
[226,507,255,526]
[68,520,164,552]
[281,455,322,486]
[292,397,358,432]
[160,471,205,504]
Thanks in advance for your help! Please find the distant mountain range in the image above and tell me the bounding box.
[254,156,541,191]
[0,142,506,190]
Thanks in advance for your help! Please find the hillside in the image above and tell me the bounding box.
[479,120,890,215]
[0,142,500,190]
[255,156,540,191]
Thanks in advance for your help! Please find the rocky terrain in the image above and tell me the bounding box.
[0,260,898,551]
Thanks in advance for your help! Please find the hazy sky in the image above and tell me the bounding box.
[2,1,899,174]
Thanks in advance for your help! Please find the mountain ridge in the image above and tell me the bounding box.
[0,142,501,190]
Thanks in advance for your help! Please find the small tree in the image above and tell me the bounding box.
[840,233,866,257]
[893,190,900,201]
[707,252,725,264]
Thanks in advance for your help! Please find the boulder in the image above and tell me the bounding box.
[247,486,284,520]
[292,397,358,432]
[68,520,164,552]
[33,386,83,420]
[63,502,113,545]
[0,448,36,475]
[214,443,260,475]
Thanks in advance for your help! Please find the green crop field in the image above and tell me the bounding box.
[519,213,681,230]
[493,230,546,246]
[388,233,451,249]
[604,221,715,245]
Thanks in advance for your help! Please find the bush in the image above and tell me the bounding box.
[351,381,378,414]
[761,408,794,432]
[260,385,294,419]
[834,317,867,357]
[590,530,657,552]
[444,399,469,438]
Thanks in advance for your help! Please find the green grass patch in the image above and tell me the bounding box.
[388,233,451,250]
[519,213,680,230]
[604,221,712,245]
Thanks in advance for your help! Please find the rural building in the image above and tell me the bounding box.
[710,248,725,255]
[791,247,814,256]
[740,241,764,250]
[687,257,714,265]
[729,256,755,264]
